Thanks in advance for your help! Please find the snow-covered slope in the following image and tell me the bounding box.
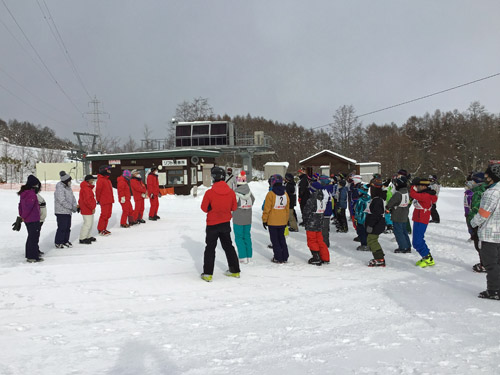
[0,183,499,374]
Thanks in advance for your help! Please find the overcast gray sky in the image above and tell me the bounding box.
[1,0,500,143]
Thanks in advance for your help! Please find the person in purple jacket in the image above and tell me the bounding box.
[18,175,44,262]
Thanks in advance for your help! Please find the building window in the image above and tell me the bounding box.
[167,169,184,185]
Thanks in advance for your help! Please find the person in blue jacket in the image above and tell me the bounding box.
[354,183,371,251]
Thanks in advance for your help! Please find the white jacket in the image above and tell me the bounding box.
[471,182,500,243]
[54,181,78,215]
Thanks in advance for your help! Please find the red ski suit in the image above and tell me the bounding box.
[147,173,160,218]
[78,181,96,215]
[409,187,438,224]
[201,181,237,226]
[117,176,133,225]
[131,177,146,221]
[96,174,114,231]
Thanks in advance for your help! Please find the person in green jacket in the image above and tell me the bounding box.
[467,173,487,273]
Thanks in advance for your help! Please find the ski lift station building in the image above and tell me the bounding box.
[85,149,220,195]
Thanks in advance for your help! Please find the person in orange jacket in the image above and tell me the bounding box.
[117,170,134,227]
[78,175,97,244]
[262,174,290,263]
[200,166,240,282]
[95,165,114,236]
[147,166,161,221]
[130,169,147,224]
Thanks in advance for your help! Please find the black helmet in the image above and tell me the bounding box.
[393,176,408,189]
[211,166,226,182]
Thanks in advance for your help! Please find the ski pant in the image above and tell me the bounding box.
[25,221,41,259]
[393,221,411,250]
[97,203,113,231]
[269,225,289,262]
[133,199,144,221]
[336,208,348,232]
[79,214,94,240]
[480,241,500,291]
[431,203,440,222]
[367,234,384,259]
[321,217,330,248]
[412,221,430,258]
[55,214,71,245]
[356,223,368,246]
[120,200,133,225]
[203,222,240,275]
[149,195,159,218]
[306,231,330,262]
[233,223,252,259]
[288,209,298,231]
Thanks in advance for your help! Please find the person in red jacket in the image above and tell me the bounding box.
[200,166,240,282]
[79,175,97,244]
[410,177,438,268]
[117,170,134,228]
[95,165,114,236]
[130,169,147,224]
[147,166,161,221]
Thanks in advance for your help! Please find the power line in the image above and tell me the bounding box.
[0,65,74,119]
[37,0,92,99]
[312,72,500,130]
[0,81,72,128]
[1,0,84,114]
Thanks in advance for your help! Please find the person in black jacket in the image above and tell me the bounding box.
[304,181,330,265]
[298,169,310,225]
[365,178,387,267]
[285,173,298,232]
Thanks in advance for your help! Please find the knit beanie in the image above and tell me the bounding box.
[26,175,41,188]
[59,171,71,182]
[123,170,132,180]
[84,175,96,182]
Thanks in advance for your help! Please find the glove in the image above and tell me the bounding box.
[76,207,81,213]
[207,204,212,212]
[150,194,154,199]
[12,216,22,231]
[263,222,268,230]
[96,201,100,205]
[366,226,373,234]
[120,197,125,204]
[141,193,146,198]
[159,193,162,198]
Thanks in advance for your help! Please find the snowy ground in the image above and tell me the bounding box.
[1,182,499,375]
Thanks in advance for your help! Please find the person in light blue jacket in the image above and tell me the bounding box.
[354,184,371,251]
[54,171,78,248]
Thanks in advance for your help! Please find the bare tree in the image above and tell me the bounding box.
[174,97,214,122]
[330,105,360,156]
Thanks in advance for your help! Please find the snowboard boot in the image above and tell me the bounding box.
[368,258,386,267]
[356,245,370,251]
[224,270,240,278]
[308,251,322,266]
[416,254,435,268]
[353,236,360,242]
[200,273,213,282]
[478,290,500,300]
[394,248,411,253]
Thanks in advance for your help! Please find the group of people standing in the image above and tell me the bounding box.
[15,165,162,262]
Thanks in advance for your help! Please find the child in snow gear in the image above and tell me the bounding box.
[78,175,97,244]
[285,173,299,232]
[410,177,437,267]
[130,169,147,224]
[54,171,79,248]
[429,175,441,223]
[383,178,394,233]
[262,174,290,263]
[467,172,487,272]
[117,170,135,227]
[471,162,500,299]
[96,165,114,235]
[18,175,44,262]
[304,181,330,265]
[365,178,387,267]
[147,166,161,220]
[387,176,412,253]
[200,166,241,281]
[335,179,349,233]
[233,171,255,263]
[464,174,475,241]
[319,175,334,248]
[225,167,236,191]
[354,183,370,251]
[348,174,361,231]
